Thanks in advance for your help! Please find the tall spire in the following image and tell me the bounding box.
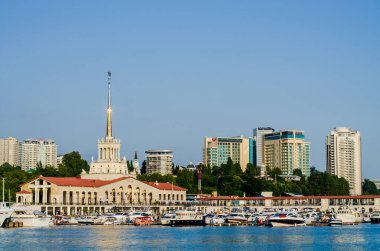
[106,71,112,138]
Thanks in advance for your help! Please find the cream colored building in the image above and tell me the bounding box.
[203,136,250,171]
[16,72,188,215]
[264,130,311,177]
[0,137,20,166]
[21,139,57,170]
[326,127,362,195]
[145,150,173,175]
[16,175,186,215]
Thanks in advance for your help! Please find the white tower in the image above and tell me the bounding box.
[83,72,130,180]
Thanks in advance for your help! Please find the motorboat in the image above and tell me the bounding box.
[77,216,96,225]
[103,216,121,225]
[226,212,250,223]
[266,212,306,227]
[133,216,153,226]
[0,202,13,227]
[303,211,320,225]
[161,213,176,226]
[335,208,358,225]
[170,209,205,226]
[12,208,52,227]
[370,211,380,224]
[128,212,154,223]
[328,218,343,226]
[210,214,227,225]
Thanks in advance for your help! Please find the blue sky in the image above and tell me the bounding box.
[0,1,379,178]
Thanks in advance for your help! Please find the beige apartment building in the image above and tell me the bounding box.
[0,137,20,166]
[264,130,311,177]
[21,139,57,170]
[203,136,250,171]
[145,150,173,175]
[326,127,362,195]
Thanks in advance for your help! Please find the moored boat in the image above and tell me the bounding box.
[266,212,306,227]
[12,208,52,227]
[328,218,343,226]
[370,211,380,224]
[335,208,357,225]
[161,213,176,226]
[0,202,13,227]
[170,209,205,226]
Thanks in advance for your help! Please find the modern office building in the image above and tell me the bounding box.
[0,137,20,166]
[263,130,311,177]
[21,139,58,170]
[145,150,173,175]
[203,136,251,171]
[253,127,275,167]
[326,127,362,195]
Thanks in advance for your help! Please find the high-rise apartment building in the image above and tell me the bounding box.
[326,127,362,195]
[21,139,57,170]
[264,130,311,177]
[203,136,251,171]
[145,150,173,175]
[0,137,20,166]
[253,127,275,167]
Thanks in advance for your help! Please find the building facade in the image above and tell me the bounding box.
[0,137,20,166]
[145,150,173,175]
[16,175,187,215]
[253,127,275,168]
[16,73,188,215]
[21,139,57,170]
[264,130,311,177]
[203,136,251,171]
[326,127,362,195]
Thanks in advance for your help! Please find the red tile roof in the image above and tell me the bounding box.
[41,176,130,187]
[143,181,187,191]
[16,190,32,194]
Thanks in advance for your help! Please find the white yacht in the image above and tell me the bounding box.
[170,209,205,226]
[210,214,227,225]
[226,212,250,223]
[0,202,14,227]
[335,208,360,224]
[161,213,176,226]
[266,212,306,227]
[12,208,52,227]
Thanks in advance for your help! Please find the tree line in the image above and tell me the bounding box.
[139,158,378,197]
[1,154,378,202]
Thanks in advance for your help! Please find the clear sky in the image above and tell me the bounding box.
[0,1,379,178]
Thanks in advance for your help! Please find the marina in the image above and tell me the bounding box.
[1,223,380,250]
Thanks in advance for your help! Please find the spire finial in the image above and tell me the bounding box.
[134,151,138,160]
[106,71,112,137]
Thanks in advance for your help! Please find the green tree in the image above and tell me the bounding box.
[363,179,378,195]
[62,151,89,176]
[141,160,147,174]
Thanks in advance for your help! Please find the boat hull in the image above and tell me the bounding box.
[370,217,380,224]
[13,217,52,227]
[170,219,205,226]
[268,219,306,228]
[0,209,13,227]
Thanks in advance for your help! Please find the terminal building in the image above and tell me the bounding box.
[16,73,187,215]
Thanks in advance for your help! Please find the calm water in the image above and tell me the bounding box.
[1,224,380,250]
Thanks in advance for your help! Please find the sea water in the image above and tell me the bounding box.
[1,224,379,250]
